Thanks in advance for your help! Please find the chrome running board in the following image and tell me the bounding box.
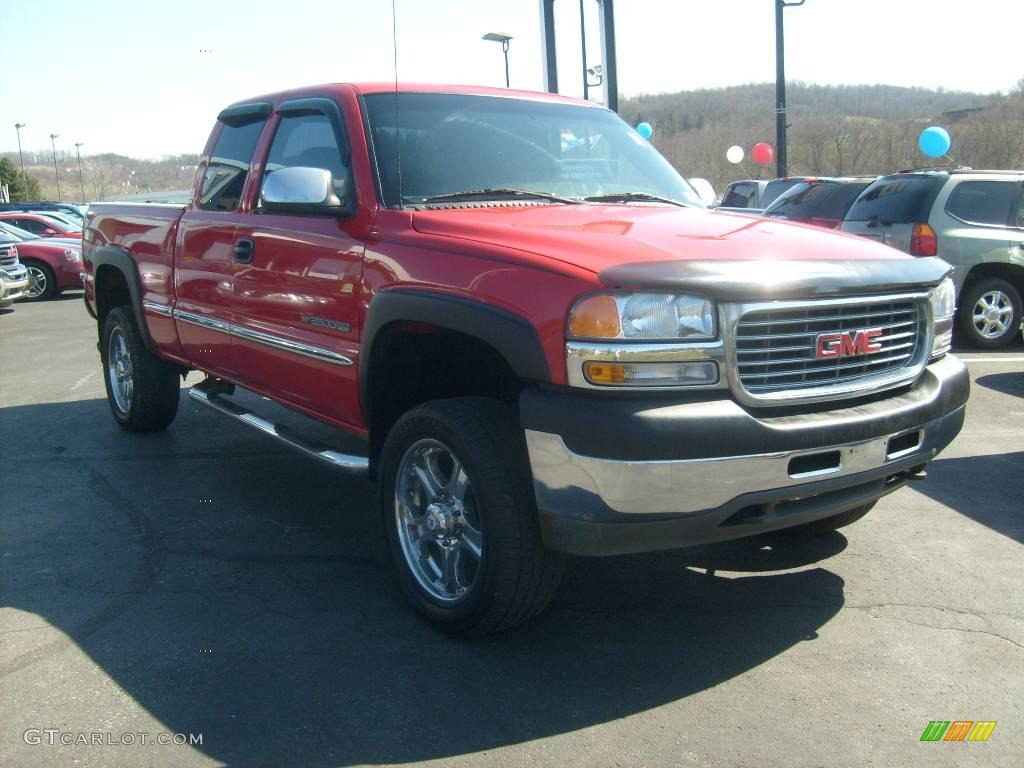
[188,385,369,475]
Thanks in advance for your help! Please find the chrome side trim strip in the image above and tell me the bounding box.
[142,300,173,317]
[188,388,368,474]
[231,323,354,367]
[174,308,231,334]
[170,308,353,367]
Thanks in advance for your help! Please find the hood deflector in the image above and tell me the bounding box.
[599,257,952,301]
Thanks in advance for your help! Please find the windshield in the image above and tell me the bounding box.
[0,221,41,240]
[39,213,80,229]
[363,93,700,208]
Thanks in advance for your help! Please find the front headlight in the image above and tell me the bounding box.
[64,249,82,262]
[566,291,720,389]
[568,292,716,341]
[929,277,955,358]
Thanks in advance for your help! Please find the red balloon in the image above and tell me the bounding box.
[751,142,775,166]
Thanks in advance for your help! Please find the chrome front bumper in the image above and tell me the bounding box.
[0,266,29,302]
[521,355,969,555]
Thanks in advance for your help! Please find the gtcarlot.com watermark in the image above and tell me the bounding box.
[24,729,203,747]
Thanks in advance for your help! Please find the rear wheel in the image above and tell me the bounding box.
[784,502,876,536]
[101,306,181,432]
[957,278,1022,349]
[380,397,564,635]
[22,260,57,301]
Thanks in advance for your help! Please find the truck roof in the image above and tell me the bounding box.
[224,82,604,111]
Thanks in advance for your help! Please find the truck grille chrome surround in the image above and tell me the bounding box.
[0,245,18,271]
[726,293,932,405]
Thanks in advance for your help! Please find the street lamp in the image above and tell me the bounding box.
[775,0,806,178]
[49,133,62,200]
[482,32,513,88]
[75,142,86,203]
[14,123,27,187]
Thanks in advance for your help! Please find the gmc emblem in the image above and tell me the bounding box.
[815,328,884,359]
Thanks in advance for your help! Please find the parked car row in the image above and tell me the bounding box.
[715,169,1024,348]
[0,204,85,306]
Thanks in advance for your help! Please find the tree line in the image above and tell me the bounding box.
[620,81,1024,192]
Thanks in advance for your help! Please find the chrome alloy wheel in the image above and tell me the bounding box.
[394,438,483,603]
[107,327,134,414]
[972,289,1014,339]
[25,266,48,299]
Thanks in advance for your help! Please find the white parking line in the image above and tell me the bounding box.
[71,371,96,390]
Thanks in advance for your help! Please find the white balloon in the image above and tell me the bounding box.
[726,145,744,164]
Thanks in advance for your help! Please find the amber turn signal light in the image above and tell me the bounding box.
[568,295,621,338]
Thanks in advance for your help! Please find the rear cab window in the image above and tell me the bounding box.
[722,183,756,207]
[845,175,945,223]
[945,180,1017,227]
[198,104,269,212]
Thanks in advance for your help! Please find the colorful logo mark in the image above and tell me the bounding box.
[920,721,997,742]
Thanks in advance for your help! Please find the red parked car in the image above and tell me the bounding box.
[0,212,83,239]
[0,222,83,300]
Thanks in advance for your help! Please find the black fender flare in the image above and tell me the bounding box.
[359,289,551,417]
[91,245,157,352]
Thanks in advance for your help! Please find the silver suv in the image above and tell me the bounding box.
[842,170,1024,348]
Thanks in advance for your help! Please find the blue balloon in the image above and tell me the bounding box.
[636,122,653,140]
[919,126,951,158]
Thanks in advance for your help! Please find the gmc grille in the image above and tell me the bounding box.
[0,245,17,271]
[735,299,924,397]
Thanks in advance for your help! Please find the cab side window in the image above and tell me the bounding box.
[198,119,265,212]
[263,112,347,200]
[722,183,754,208]
[945,181,1017,227]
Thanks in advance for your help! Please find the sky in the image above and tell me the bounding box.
[1,0,1020,159]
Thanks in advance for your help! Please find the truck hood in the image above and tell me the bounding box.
[411,204,951,299]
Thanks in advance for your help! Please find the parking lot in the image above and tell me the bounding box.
[1,293,1021,767]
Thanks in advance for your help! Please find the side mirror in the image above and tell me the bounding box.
[687,178,717,207]
[260,166,354,216]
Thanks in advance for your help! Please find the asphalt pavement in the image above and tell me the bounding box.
[1,293,1022,768]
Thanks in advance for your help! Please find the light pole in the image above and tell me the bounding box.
[75,142,86,202]
[482,32,512,88]
[14,123,27,187]
[775,0,806,178]
[49,133,62,200]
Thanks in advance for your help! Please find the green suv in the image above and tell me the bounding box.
[842,170,1024,348]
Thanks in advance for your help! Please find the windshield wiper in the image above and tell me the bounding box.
[422,188,578,205]
[583,192,689,207]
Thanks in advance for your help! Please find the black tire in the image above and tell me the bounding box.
[783,502,876,536]
[21,259,57,301]
[380,397,564,636]
[100,306,181,432]
[957,278,1022,349]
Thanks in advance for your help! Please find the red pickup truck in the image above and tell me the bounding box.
[83,83,969,635]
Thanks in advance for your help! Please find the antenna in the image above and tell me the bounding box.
[391,0,403,208]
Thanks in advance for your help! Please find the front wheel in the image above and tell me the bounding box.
[957,278,1022,349]
[101,306,181,432]
[21,260,57,301]
[380,398,564,635]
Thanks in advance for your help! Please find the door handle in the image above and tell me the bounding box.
[233,238,254,264]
